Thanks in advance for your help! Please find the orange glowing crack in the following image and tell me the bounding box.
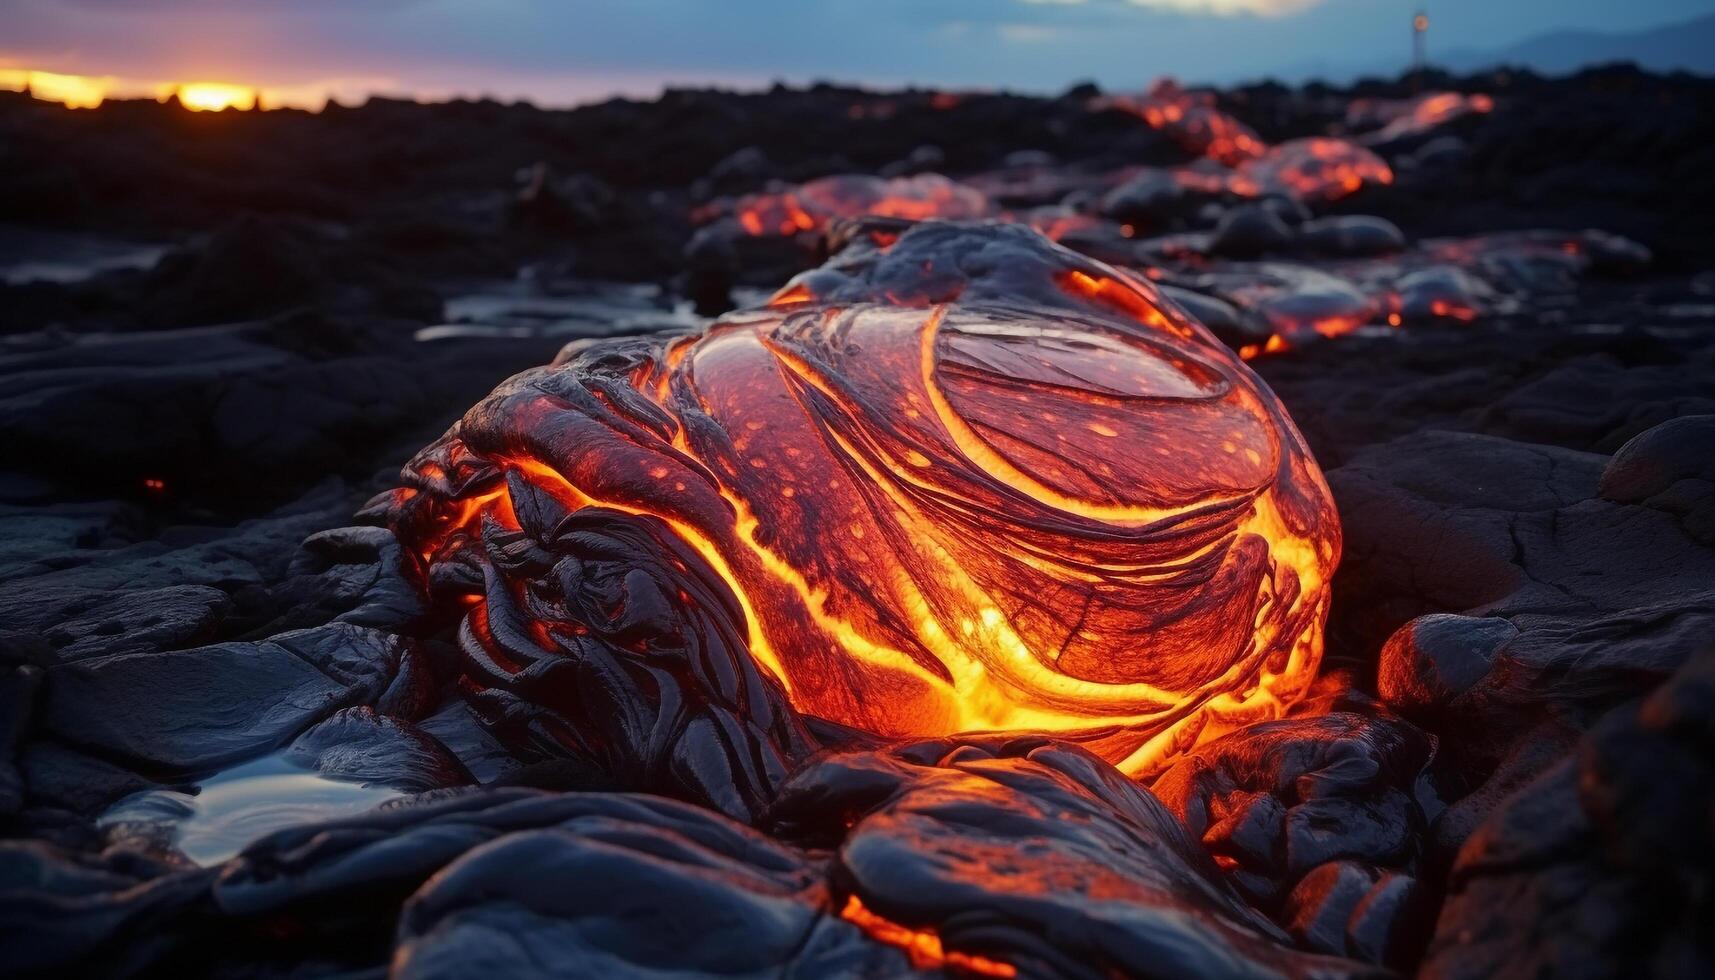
[1060,270,1192,340]
[840,895,1016,977]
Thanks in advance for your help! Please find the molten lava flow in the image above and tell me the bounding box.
[729,174,987,238]
[1238,335,1290,361]
[1094,80,1267,167]
[1349,91,1494,144]
[840,895,1016,977]
[1240,138,1393,205]
[389,225,1339,778]
[1020,206,1103,243]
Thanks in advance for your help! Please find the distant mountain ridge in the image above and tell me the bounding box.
[1257,12,1715,85]
[1436,12,1715,77]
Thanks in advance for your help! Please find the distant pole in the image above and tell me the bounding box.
[1412,10,1429,90]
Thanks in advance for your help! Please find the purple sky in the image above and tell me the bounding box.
[3,0,1710,107]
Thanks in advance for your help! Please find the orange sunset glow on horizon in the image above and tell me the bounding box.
[0,67,392,112]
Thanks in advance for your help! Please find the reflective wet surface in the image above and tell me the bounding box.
[98,754,401,865]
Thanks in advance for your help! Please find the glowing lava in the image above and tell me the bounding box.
[1349,91,1495,144]
[840,895,1015,977]
[1240,138,1393,205]
[729,174,987,237]
[1094,80,1267,167]
[387,224,1339,777]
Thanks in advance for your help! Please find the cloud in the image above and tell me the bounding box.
[998,23,1067,42]
[1022,0,1326,17]
[1123,0,1324,16]
[57,0,425,8]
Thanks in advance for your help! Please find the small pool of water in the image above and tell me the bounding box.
[99,754,403,866]
[424,279,772,342]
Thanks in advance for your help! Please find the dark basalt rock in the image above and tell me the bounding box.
[1425,652,1715,979]
[879,143,947,178]
[20,585,231,663]
[766,737,1384,979]
[386,792,899,979]
[0,317,430,507]
[1282,860,1428,967]
[1152,709,1437,909]
[695,146,780,199]
[285,707,472,792]
[404,492,818,823]
[1297,216,1406,257]
[414,701,530,787]
[1394,265,1496,322]
[1327,414,1715,972]
[1160,283,1274,350]
[509,163,617,234]
[1344,423,1715,810]
[257,524,426,636]
[1327,427,1709,651]
[38,623,402,780]
[1377,614,1518,716]
[142,215,442,326]
[1100,170,1198,228]
[1599,414,1715,545]
[0,840,218,977]
[3,743,1396,978]
[0,666,42,815]
[1474,351,1715,455]
[1209,202,1296,258]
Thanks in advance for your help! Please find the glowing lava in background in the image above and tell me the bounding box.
[1095,81,1268,166]
[731,174,988,238]
[387,225,1341,777]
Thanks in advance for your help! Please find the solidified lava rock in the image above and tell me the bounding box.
[38,622,404,777]
[1297,216,1406,257]
[1152,706,1437,913]
[141,215,443,326]
[1422,651,1715,979]
[1338,416,1715,975]
[1210,203,1297,258]
[0,739,1389,977]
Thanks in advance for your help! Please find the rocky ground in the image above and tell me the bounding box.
[1,65,1713,978]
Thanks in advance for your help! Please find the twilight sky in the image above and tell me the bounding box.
[3,0,1710,107]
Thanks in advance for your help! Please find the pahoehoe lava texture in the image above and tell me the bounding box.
[380,222,1340,782]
